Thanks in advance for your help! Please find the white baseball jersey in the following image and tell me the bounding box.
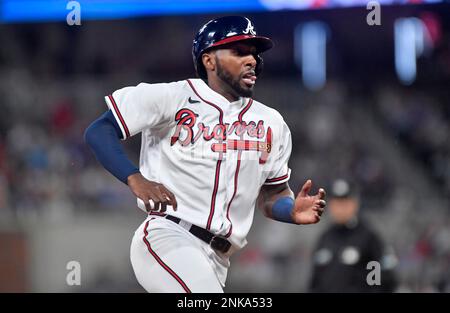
[105,78,292,250]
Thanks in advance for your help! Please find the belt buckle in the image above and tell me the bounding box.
[210,235,231,253]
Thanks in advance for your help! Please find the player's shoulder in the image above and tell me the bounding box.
[134,79,188,90]
[250,98,288,126]
[120,80,191,102]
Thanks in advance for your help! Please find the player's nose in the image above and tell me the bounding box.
[244,54,257,69]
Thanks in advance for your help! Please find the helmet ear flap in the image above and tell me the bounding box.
[255,55,264,77]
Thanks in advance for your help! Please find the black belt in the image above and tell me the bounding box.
[165,215,231,254]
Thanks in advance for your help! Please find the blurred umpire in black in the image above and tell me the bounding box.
[308,179,397,292]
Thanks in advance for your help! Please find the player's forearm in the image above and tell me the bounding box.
[258,183,296,224]
[84,110,140,184]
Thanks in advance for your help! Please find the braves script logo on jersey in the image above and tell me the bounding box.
[170,108,272,164]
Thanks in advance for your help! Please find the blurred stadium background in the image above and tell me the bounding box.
[0,0,449,292]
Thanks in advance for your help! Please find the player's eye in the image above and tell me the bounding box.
[232,47,250,56]
[231,45,256,57]
[233,49,246,56]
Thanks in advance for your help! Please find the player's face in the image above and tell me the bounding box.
[214,42,258,98]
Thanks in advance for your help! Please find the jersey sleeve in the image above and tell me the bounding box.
[104,81,179,139]
[264,119,292,185]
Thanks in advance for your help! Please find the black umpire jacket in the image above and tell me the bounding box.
[308,217,397,293]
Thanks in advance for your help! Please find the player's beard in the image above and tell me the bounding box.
[215,57,253,98]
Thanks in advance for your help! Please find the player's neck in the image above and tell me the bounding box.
[206,78,240,103]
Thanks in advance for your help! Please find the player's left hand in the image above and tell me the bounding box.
[292,179,326,224]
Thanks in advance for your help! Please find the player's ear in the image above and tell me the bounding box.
[202,52,216,73]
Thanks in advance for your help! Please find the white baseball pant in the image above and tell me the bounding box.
[130,215,230,293]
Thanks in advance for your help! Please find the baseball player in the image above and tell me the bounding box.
[85,16,326,293]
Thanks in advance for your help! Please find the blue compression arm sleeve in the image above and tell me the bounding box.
[84,110,140,184]
[272,196,295,223]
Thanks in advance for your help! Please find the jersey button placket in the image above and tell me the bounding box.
[220,108,234,235]
[222,107,239,236]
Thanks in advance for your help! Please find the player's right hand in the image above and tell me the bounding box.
[127,173,178,212]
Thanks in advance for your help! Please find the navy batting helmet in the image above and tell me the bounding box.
[192,16,274,80]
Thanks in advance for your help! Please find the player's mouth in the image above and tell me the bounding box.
[241,71,257,87]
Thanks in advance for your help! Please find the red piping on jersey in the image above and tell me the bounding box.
[265,173,289,183]
[187,79,225,231]
[142,220,191,293]
[187,79,224,123]
[224,151,240,238]
[208,160,222,230]
[108,94,130,138]
[225,99,253,238]
[238,99,253,121]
